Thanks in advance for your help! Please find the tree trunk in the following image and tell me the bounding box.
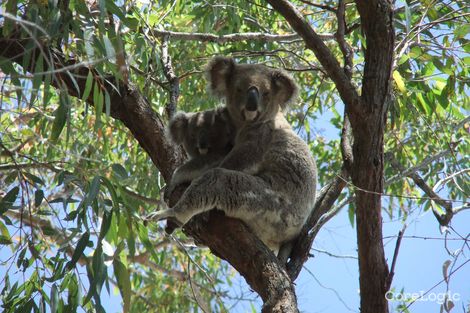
[266,1,394,312]
[349,1,395,312]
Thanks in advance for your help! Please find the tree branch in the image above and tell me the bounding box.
[160,35,179,119]
[386,226,405,290]
[152,29,335,43]
[298,0,336,13]
[336,0,353,79]
[265,0,361,111]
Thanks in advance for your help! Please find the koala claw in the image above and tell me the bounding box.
[145,208,176,223]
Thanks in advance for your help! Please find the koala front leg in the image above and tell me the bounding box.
[169,168,286,228]
[219,142,264,173]
[166,154,225,197]
[146,207,176,222]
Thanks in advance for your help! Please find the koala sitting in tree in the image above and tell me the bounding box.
[167,106,236,192]
[148,57,317,255]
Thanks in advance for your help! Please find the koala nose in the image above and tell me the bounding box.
[246,87,259,111]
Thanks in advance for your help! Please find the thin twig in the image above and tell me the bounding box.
[386,225,406,290]
[389,156,454,226]
[298,0,336,12]
[160,35,179,119]
[336,0,353,79]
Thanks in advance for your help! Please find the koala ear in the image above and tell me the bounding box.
[168,112,189,144]
[271,70,299,110]
[205,56,236,98]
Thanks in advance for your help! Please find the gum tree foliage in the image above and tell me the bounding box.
[0,0,468,312]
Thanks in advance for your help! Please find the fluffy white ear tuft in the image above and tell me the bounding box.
[205,56,236,98]
[271,70,299,110]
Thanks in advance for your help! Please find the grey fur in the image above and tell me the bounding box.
[149,57,317,255]
[167,106,236,190]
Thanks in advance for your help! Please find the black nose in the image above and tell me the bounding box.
[246,87,259,111]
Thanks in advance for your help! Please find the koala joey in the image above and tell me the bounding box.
[167,106,236,192]
[148,57,317,256]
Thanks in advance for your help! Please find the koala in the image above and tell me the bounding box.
[148,57,317,255]
[167,106,236,191]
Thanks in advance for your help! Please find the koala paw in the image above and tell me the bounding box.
[145,208,176,223]
[164,183,177,201]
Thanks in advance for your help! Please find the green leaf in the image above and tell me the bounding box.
[404,1,411,33]
[92,243,106,295]
[84,176,101,209]
[0,186,20,215]
[432,58,453,75]
[393,71,406,93]
[51,283,59,313]
[17,298,35,313]
[112,164,128,180]
[81,71,94,102]
[104,90,111,118]
[0,220,11,240]
[34,190,44,208]
[348,204,355,227]
[93,83,103,129]
[0,235,13,245]
[0,56,22,101]
[3,0,18,35]
[84,29,95,61]
[67,274,80,311]
[50,95,69,142]
[31,54,44,106]
[416,93,432,115]
[454,24,470,40]
[102,35,116,63]
[66,231,90,270]
[101,177,120,210]
[24,172,44,186]
[105,0,125,19]
[99,210,113,241]
[17,247,27,269]
[113,259,131,313]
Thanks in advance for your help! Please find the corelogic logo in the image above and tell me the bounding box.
[385,290,461,304]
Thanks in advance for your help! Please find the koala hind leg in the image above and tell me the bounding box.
[171,168,290,248]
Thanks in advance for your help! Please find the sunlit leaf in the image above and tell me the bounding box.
[393,71,406,93]
[113,259,131,313]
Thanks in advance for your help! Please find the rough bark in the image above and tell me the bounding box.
[351,2,394,312]
[0,30,298,312]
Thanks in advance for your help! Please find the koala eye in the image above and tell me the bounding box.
[263,91,269,97]
[236,87,243,93]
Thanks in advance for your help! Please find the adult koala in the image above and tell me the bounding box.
[166,106,235,193]
[148,57,317,255]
